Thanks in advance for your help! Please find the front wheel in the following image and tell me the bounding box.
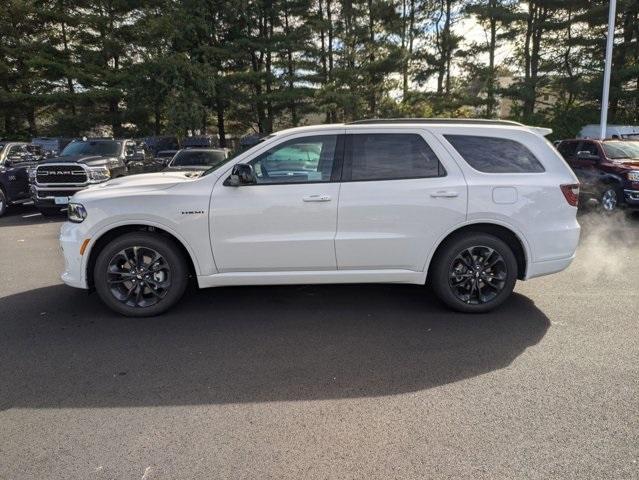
[430,233,518,313]
[0,189,7,217]
[599,187,621,213]
[93,232,189,317]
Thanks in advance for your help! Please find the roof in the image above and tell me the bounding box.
[347,118,523,126]
[271,118,552,138]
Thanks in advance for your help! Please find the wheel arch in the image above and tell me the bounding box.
[426,222,529,281]
[85,223,198,289]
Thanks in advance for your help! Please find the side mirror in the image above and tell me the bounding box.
[225,164,256,186]
[577,151,599,161]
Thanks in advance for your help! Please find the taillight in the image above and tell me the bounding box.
[560,183,580,207]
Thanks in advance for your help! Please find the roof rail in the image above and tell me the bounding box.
[347,118,524,126]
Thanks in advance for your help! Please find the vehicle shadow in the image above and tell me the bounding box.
[0,284,549,409]
[0,203,63,227]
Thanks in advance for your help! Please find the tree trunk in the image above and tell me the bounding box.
[216,96,226,148]
[327,0,335,122]
[154,101,161,135]
[486,0,497,117]
[368,0,376,114]
[284,2,298,126]
[444,0,452,95]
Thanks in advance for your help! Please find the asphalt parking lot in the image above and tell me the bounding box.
[1,205,638,480]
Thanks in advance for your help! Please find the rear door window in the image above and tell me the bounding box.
[445,135,545,173]
[346,133,443,181]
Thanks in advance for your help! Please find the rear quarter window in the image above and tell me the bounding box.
[445,135,545,173]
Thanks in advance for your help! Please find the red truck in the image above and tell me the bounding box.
[557,138,639,212]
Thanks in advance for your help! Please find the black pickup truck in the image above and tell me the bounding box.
[0,142,41,217]
[32,138,165,215]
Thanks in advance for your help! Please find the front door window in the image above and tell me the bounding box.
[248,135,338,184]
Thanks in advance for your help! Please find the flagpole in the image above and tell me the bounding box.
[600,0,617,140]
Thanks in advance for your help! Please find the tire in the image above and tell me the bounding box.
[93,232,189,317]
[0,189,7,217]
[430,233,518,313]
[599,187,621,214]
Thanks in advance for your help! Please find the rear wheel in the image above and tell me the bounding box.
[430,233,518,313]
[94,232,188,317]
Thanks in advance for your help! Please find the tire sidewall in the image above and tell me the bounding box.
[599,186,622,214]
[431,233,518,313]
[0,189,7,216]
[94,232,188,317]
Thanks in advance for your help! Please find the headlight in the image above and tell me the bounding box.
[86,166,111,183]
[67,203,87,223]
[27,166,37,182]
[627,171,639,182]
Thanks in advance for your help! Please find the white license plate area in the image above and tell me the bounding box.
[54,197,70,205]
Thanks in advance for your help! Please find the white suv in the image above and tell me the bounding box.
[60,119,581,316]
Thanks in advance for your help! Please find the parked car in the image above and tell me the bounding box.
[556,138,639,212]
[0,142,41,216]
[182,135,217,149]
[142,136,180,156]
[124,141,165,175]
[60,119,580,317]
[154,149,178,166]
[31,137,73,157]
[164,148,229,172]
[32,138,132,216]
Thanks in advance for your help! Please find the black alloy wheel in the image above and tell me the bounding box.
[94,232,188,317]
[107,246,171,308]
[448,246,508,305]
[431,233,518,313]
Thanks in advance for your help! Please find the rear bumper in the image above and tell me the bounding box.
[525,253,576,280]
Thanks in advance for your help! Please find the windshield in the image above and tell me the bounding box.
[170,150,227,167]
[157,151,177,158]
[602,141,639,160]
[60,140,121,157]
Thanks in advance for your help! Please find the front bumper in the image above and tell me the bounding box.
[32,185,85,208]
[59,221,89,289]
[623,189,639,207]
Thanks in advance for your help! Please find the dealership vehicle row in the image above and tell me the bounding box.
[3,122,639,219]
[0,135,230,217]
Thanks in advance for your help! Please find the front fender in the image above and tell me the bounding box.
[79,216,209,288]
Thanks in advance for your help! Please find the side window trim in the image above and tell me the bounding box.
[342,133,445,183]
[238,134,345,186]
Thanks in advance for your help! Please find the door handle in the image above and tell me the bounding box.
[303,194,331,202]
[430,190,459,198]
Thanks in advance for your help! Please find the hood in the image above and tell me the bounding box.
[73,171,199,200]
[613,159,639,169]
[40,154,115,166]
[165,165,209,172]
